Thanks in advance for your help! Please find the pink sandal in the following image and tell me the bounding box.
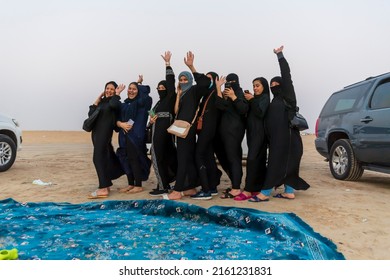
[233,192,253,201]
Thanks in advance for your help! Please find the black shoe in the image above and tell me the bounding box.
[210,188,218,196]
[190,191,212,200]
[149,189,169,196]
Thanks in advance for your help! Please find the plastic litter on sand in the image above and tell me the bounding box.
[32,179,52,186]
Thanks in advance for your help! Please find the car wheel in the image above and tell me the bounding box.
[0,134,17,172]
[329,139,364,181]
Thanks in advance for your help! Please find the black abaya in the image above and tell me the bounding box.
[244,93,270,192]
[215,87,249,189]
[174,72,210,191]
[90,95,123,188]
[263,54,310,191]
[150,66,178,189]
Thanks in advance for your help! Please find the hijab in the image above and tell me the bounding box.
[105,81,118,89]
[178,71,193,94]
[124,82,140,103]
[270,76,283,95]
[157,80,168,99]
[207,71,219,90]
[253,77,270,95]
[226,73,240,91]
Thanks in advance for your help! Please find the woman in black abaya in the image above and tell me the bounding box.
[190,71,222,200]
[148,51,178,196]
[234,77,270,201]
[164,51,211,200]
[87,81,125,199]
[250,45,310,202]
[216,73,249,199]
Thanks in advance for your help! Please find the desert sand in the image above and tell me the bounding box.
[1,131,389,260]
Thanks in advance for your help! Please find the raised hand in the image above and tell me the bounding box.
[215,76,226,88]
[137,75,143,84]
[184,51,194,68]
[273,45,284,54]
[116,84,126,95]
[161,51,172,63]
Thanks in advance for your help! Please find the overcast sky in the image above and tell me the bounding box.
[1,0,389,133]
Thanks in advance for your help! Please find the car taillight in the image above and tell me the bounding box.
[315,118,319,138]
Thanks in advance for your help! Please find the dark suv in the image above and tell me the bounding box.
[315,72,390,180]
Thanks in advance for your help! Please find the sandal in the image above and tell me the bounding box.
[248,196,269,203]
[220,192,235,199]
[273,193,295,200]
[88,190,108,199]
[233,192,253,201]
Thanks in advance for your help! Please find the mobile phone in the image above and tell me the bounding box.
[127,119,134,125]
[148,110,156,117]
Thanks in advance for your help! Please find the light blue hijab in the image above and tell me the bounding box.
[178,71,193,96]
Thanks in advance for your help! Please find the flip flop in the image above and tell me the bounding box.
[88,191,108,199]
[162,194,181,200]
[248,196,269,203]
[273,193,295,200]
[222,188,232,194]
[220,192,235,199]
[233,192,253,201]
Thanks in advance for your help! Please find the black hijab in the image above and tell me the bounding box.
[157,80,168,99]
[207,71,219,91]
[270,76,283,96]
[253,77,270,95]
[226,73,240,91]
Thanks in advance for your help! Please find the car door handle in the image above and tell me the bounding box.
[360,117,373,123]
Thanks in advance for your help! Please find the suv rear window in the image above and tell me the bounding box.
[321,82,372,116]
[370,80,390,109]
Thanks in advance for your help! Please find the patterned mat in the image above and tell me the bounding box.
[0,198,344,260]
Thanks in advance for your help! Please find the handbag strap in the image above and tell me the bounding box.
[190,106,200,125]
[176,94,201,125]
[198,90,214,119]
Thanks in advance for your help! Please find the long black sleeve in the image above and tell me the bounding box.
[166,66,176,98]
[277,53,297,110]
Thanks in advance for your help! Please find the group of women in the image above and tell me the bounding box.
[85,45,310,202]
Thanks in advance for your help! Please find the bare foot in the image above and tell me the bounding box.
[229,189,241,196]
[256,193,270,200]
[126,186,144,194]
[118,185,134,193]
[181,188,197,196]
[166,191,182,200]
[277,193,295,199]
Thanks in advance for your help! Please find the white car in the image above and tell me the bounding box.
[0,113,22,171]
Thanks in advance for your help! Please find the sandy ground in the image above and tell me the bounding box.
[1,131,389,260]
